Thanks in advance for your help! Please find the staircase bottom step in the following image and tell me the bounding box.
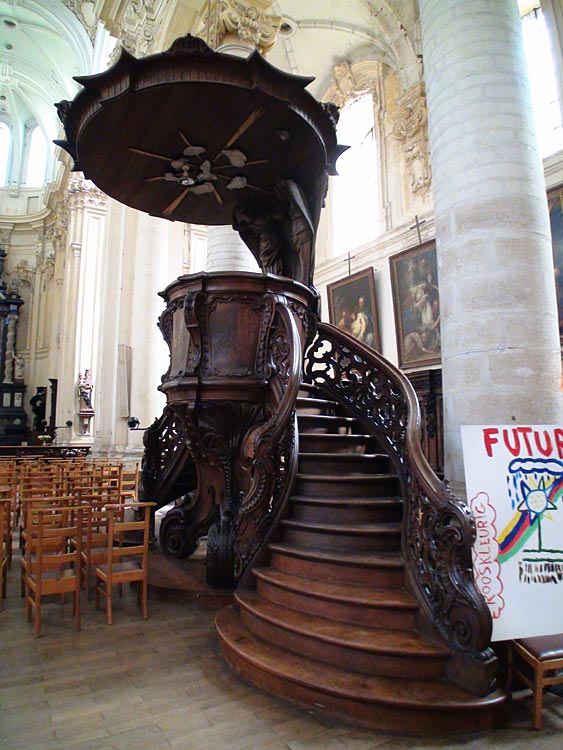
[215,606,508,736]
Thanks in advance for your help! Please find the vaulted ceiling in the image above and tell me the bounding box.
[0,0,91,152]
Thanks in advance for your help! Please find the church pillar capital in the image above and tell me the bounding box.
[205,0,281,55]
[67,174,107,213]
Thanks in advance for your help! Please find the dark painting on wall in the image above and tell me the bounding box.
[389,240,441,369]
[548,187,563,338]
[327,268,381,351]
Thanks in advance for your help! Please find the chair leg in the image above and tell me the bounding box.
[506,644,514,692]
[533,666,544,730]
[25,580,32,621]
[74,589,81,631]
[106,587,113,626]
[34,599,42,638]
[141,579,148,619]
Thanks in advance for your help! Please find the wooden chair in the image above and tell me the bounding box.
[120,464,140,503]
[0,484,13,570]
[508,635,563,729]
[94,502,154,625]
[24,506,84,637]
[77,498,125,596]
[0,496,11,602]
[20,494,83,595]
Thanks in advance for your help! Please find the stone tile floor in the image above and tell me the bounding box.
[1,548,563,750]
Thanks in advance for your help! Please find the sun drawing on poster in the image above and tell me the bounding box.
[498,458,563,566]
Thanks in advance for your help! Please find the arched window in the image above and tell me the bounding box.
[0,121,11,186]
[24,125,48,187]
[522,7,563,158]
[332,94,381,255]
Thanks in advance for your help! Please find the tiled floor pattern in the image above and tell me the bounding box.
[1,548,563,750]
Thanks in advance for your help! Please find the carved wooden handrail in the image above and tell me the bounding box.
[235,297,303,584]
[304,323,493,665]
[140,405,194,508]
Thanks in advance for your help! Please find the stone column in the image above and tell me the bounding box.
[418,0,563,494]
[206,224,259,273]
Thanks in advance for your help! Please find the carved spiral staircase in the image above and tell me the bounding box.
[144,315,508,735]
[54,31,508,733]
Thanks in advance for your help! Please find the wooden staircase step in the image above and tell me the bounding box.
[299,432,379,454]
[296,396,339,415]
[253,567,418,629]
[235,591,452,680]
[298,382,317,396]
[268,542,405,588]
[298,452,389,474]
[290,495,402,524]
[281,518,401,552]
[215,606,507,735]
[297,414,358,434]
[295,472,399,497]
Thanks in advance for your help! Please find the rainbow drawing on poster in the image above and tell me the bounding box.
[461,425,563,640]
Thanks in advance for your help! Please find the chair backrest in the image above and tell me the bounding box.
[104,502,153,573]
[26,506,84,577]
[120,464,140,502]
[21,494,84,534]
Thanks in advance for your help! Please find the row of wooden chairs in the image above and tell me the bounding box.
[22,499,154,636]
[0,457,139,541]
[0,456,147,634]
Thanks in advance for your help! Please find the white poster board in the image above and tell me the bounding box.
[461,425,563,641]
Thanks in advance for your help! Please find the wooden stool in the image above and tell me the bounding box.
[508,635,563,729]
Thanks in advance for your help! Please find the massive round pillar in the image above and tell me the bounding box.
[418,0,563,493]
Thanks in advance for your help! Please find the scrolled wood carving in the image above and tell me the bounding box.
[158,297,185,381]
[140,405,191,506]
[235,300,302,582]
[304,323,493,665]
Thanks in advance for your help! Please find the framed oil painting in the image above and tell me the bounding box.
[327,268,381,351]
[547,186,563,339]
[389,240,441,369]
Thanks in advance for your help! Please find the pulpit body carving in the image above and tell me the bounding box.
[157,273,317,587]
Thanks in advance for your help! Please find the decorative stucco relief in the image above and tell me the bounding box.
[325,60,380,109]
[62,1,97,41]
[36,250,56,280]
[6,259,34,295]
[392,83,432,196]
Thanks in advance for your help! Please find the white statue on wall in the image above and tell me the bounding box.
[78,369,93,411]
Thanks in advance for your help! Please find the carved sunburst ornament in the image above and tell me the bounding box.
[128,108,269,216]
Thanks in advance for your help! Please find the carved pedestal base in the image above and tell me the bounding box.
[78,409,94,436]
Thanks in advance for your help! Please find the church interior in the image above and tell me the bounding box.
[2,0,563,747]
